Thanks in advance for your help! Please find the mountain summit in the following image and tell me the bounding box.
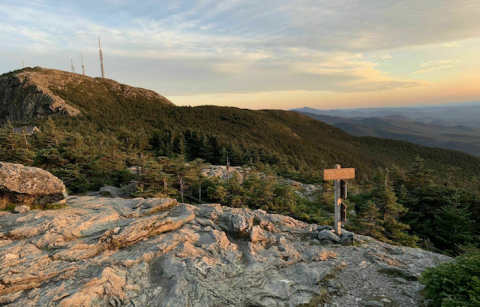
[0,67,173,124]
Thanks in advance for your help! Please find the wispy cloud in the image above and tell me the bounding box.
[410,65,454,75]
[444,42,461,47]
[372,54,392,61]
[0,0,479,97]
[382,54,392,61]
[420,60,459,67]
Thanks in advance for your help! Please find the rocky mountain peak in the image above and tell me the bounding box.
[0,67,174,123]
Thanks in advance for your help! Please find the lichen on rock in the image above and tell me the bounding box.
[0,162,67,206]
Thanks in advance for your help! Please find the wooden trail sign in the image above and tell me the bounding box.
[323,165,355,236]
[324,168,355,180]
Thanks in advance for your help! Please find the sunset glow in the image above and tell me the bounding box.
[1,0,479,109]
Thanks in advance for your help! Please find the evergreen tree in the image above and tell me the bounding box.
[406,156,434,190]
[42,118,62,147]
[434,193,476,254]
[359,200,385,239]
[199,134,213,161]
[0,122,34,164]
[372,168,418,246]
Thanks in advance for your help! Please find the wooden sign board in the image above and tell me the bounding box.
[324,168,355,180]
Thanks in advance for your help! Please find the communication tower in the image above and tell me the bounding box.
[81,52,86,76]
[98,37,105,78]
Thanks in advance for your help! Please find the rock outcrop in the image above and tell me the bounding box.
[201,165,323,200]
[0,195,451,306]
[201,165,247,181]
[0,162,67,205]
[0,68,81,123]
[0,67,174,123]
[98,184,137,198]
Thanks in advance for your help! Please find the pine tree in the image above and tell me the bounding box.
[43,118,62,147]
[434,193,475,254]
[0,122,19,152]
[406,156,434,191]
[199,134,213,161]
[174,134,187,158]
[0,122,34,163]
[372,168,418,246]
[359,200,385,239]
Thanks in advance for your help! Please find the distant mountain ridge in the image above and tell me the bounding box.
[296,111,480,157]
[292,103,480,128]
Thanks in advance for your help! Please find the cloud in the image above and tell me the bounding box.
[420,60,459,67]
[1,0,476,96]
[410,65,454,75]
[372,54,392,61]
[444,42,461,47]
[411,59,460,74]
[382,54,392,61]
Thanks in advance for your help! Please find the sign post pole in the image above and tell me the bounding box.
[324,165,355,236]
[334,164,342,236]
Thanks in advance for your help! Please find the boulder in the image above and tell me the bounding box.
[99,183,136,198]
[13,205,30,213]
[318,229,341,244]
[0,162,67,205]
[317,225,333,231]
[341,231,354,246]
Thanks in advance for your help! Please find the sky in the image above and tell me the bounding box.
[1,0,480,109]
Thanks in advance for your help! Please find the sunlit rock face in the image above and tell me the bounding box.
[0,195,450,307]
[0,68,81,123]
[0,162,67,206]
[0,67,174,124]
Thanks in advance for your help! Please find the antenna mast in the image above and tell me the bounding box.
[98,37,105,78]
[71,60,75,73]
[81,51,86,76]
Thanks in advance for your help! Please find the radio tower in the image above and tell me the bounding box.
[81,51,86,76]
[71,60,75,73]
[98,37,105,78]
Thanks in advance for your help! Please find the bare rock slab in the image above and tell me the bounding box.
[0,196,452,307]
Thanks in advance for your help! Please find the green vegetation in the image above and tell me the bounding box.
[422,248,480,306]
[347,157,479,255]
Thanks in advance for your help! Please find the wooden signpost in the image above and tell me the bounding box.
[324,165,355,236]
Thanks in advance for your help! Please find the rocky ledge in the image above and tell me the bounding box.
[0,196,451,307]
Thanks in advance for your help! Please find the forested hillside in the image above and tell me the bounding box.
[3,68,480,183]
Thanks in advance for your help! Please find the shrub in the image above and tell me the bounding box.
[421,248,480,306]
